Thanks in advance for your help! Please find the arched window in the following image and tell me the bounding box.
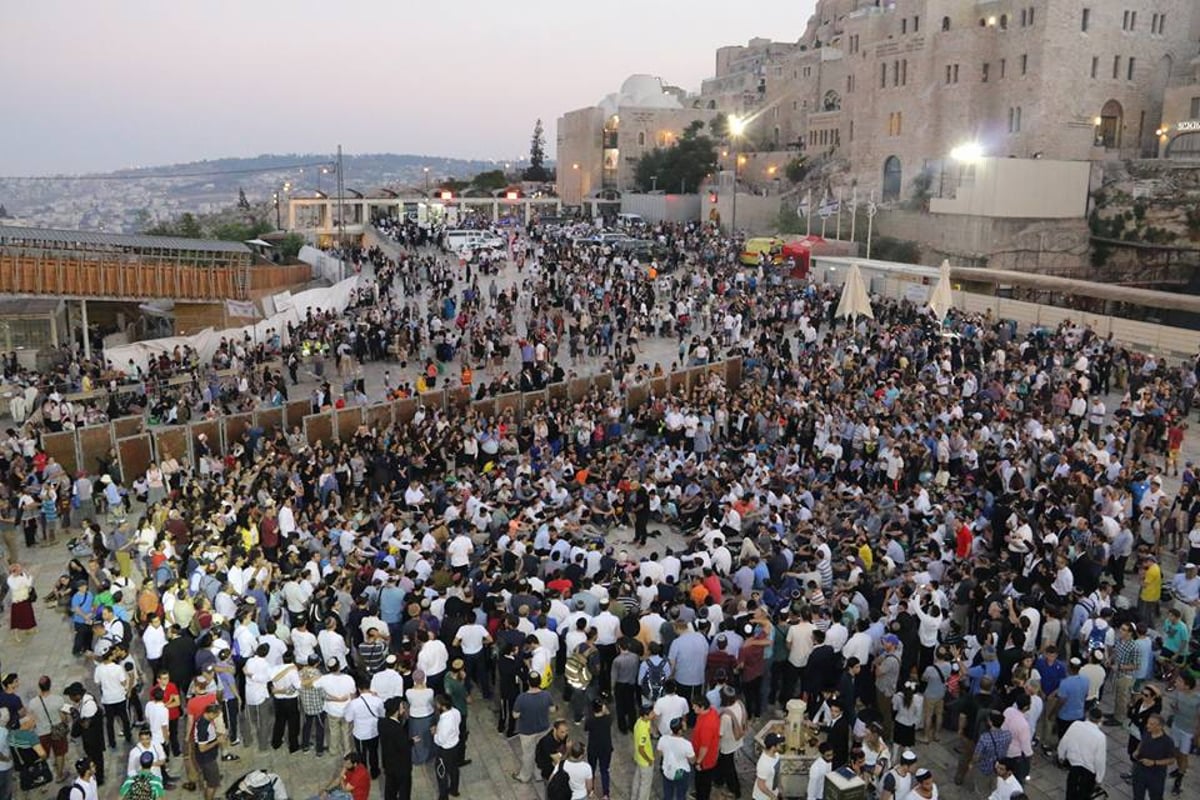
[637,131,646,147]
[823,90,842,111]
[942,16,951,31]
[1000,14,1008,29]
[882,156,903,201]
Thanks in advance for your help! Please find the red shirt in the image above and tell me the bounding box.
[343,764,370,800]
[154,681,182,720]
[702,574,723,605]
[955,523,973,560]
[691,708,721,770]
[186,692,217,737]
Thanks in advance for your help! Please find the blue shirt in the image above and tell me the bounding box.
[668,631,709,687]
[378,586,406,624]
[1035,657,1067,695]
[70,592,94,625]
[1056,674,1089,721]
[967,660,1000,695]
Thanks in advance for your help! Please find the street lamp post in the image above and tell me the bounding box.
[728,115,747,235]
[423,167,431,195]
[572,163,581,212]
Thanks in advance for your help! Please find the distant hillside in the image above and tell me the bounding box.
[0,152,533,232]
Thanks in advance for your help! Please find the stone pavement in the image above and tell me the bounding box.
[7,246,1200,799]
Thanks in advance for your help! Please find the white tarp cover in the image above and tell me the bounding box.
[835,263,874,320]
[927,259,955,320]
[104,274,362,371]
[299,245,345,285]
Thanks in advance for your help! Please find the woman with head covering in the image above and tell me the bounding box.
[6,563,36,641]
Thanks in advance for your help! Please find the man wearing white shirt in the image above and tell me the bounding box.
[1056,706,1107,799]
[311,661,356,757]
[289,620,318,667]
[243,644,273,751]
[344,689,385,778]
[453,622,494,699]
[317,618,349,671]
[987,760,1022,800]
[433,694,462,800]
[143,615,168,673]
[417,632,450,692]
[370,656,405,701]
[94,653,133,749]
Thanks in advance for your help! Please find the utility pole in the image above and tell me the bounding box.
[336,144,346,281]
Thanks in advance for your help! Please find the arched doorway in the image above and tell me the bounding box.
[882,156,902,201]
[1097,100,1123,149]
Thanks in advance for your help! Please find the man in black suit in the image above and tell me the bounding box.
[822,698,852,769]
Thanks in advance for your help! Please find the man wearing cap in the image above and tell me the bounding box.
[1170,563,1200,634]
[874,634,902,742]
[754,732,783,800]
[120,750,165,799]
[878,750,918,800]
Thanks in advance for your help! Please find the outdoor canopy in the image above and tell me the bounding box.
[835,263,874,320]
[928,259,955,320]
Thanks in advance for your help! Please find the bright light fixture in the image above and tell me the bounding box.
[729,115,747,137]
[949,142,985,162]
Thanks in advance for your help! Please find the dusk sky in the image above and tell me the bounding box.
[0,0,815,175]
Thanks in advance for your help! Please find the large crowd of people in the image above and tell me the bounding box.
[0,215,1199,800]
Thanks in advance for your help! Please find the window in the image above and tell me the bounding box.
[849,120,854,142]
[1020,9,1027,26]
[901,59,908,86]
[887,112,903,136]
[954,64,960,83]
[1081,8,1090,31]
[1028,7,1034,26]
[1127,57,1136,81]
[1020,54,1028,75]
[1091,56,1099,79]
[1154,13,1166,34]
[902,18,907,34]
[849,35,859,54]
[1113,55,1121,79]
[1191,97,1200,118]
[982,62,990,82]
[881,62,888,88]
[892,60,900,87]
[1122,10,1136,31]
[1122,10,1129,29]
[637,131,645,146]
[1000,14,1008,30]
[942,16,950,31]
[913,15,920,32]
[945,65,952,84]
[945,64,960,84]
[1151,12,1158,33]
[1000,58,1006,78]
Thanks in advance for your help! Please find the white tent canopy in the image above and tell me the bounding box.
[835,263,874,320]
[928,259,955,320]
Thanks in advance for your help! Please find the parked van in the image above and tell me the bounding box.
[615,213,645,228]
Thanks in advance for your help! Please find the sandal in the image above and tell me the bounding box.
[182,782,197,791]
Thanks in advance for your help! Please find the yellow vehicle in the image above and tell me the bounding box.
[739,236,785,266]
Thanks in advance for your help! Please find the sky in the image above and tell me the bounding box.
[0,0,815,175]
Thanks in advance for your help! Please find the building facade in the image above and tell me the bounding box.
[705,0,1200,202]
[555,75,714,205]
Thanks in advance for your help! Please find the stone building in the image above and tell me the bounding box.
[555,75,714,205]
[708,0,1200,202]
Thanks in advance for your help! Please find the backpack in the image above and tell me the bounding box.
[125,772,157,800]
[564,651,593,691]
[546,763,572,800]
[56,782,85,800]
[641,657,668,702]
[1086,621,1109,652]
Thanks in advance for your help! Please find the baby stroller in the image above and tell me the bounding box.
[226,770,288,800]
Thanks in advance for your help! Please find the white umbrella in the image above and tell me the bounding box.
[928,259,955,320]
[835,263,874,320]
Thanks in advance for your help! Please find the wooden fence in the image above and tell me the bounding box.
[48,358,742,478]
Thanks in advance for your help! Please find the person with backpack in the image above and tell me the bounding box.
[119,751,164,800]
[639,642,671,706]
[60,758,98,800]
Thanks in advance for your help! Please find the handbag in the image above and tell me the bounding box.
[40,697,69,742]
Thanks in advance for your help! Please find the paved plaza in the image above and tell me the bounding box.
[5,244,1200,800]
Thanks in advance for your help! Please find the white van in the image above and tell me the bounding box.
[615,213,645,228]
[443,229,477,252]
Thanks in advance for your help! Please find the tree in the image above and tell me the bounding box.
[279,233,306,261]
[523,119,550,182]
[709,113,729,142]
[785,157,810,184]
[131,208,152,232]
[632,122,718,194]
[176,213,203,239]
[0,204,10,219]
[471,170,508,193]
[237,188,251,211]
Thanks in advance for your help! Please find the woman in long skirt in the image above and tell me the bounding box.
[7,563,37,641]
